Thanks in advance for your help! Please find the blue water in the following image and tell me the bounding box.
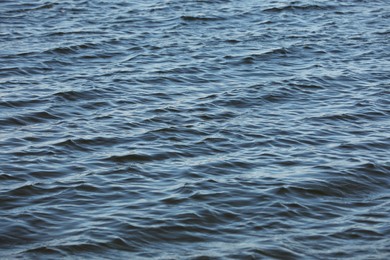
[1,0,390,258]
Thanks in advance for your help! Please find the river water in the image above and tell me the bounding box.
[1,0,389,259]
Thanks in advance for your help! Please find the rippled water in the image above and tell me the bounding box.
[1,0,390,258]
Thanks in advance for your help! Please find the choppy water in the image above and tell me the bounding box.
[1,0,390,258]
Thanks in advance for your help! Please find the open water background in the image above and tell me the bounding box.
[1,0,390,259]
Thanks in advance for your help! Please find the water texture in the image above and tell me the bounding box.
[1,0,389,259]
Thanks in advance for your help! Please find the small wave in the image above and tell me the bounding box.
[0,98,44,109]
[288,82,326,91]
[45,30,104,37]
[263,4,335,13]
[0,66,52,77]
[21,247,66,258]
[246,247,301,259]
[54,139,95,152]
[180,15,224,22]
[104,153,154,163]
[0,173,24,182]
[43,43,99,55]
[0,111,60,128]
[224,47,291,65]
[6,183,65,198]
[2,2,57,14]
[53,89,104,102]
[22,241,112,258]
[307,110,388,125]
[330,227,383,240]
[273,166,389,199]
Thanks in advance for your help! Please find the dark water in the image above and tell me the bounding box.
[1,0,390,258]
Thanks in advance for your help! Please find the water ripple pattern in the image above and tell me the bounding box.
[1,0,389,259]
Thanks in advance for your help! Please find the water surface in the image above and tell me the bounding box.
[1,0,390,259]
